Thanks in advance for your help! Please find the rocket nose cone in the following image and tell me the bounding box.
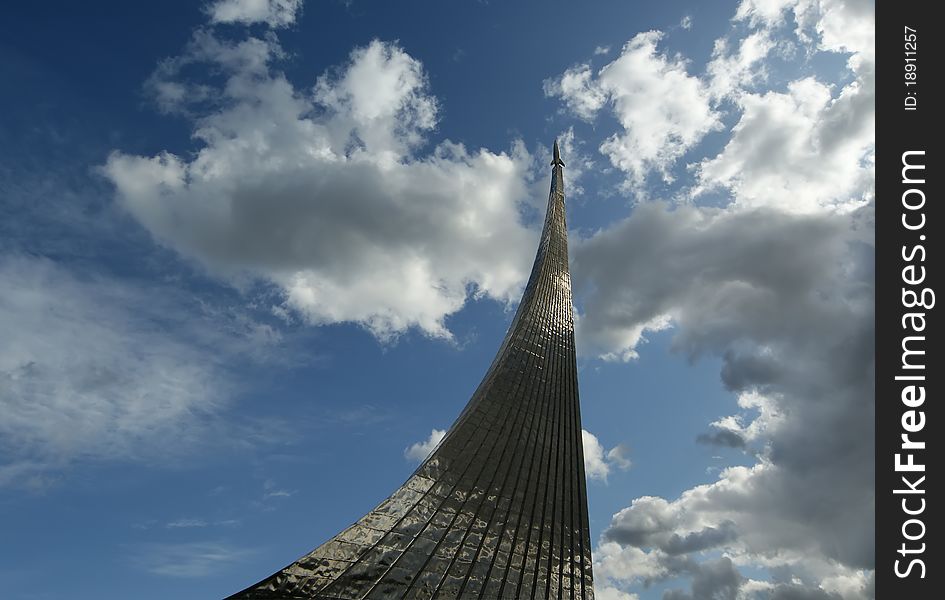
[551,139,565,167]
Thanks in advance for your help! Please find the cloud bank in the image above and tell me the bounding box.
[549,0,875,598]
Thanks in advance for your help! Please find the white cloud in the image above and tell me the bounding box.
[582,430,610,481]
[734,0,874,62]
[404,428,446,462]
[679,15,693,30]
[733,0,799,27]
[543,64,607,121]
[606,443,633,471]
[813,0,874,62]
[547,1,874,211]
[595,541,669,584]
[594,45,612,56]
[700,0,876,215]
[705,30,776,100]
[597,462,875,597]
[132,541,253,577]
[312,39,438,156]
[0,256,228,487]
[582,429,632,482]
[729,0,876,90]
[105,35,537,342]
[695,75,874,213]
[166,519,210,529]
[206,0,303,27]
[545,31,721,188]
[263,489,293,499]
[596,584,640,600]
[145,31,280,116]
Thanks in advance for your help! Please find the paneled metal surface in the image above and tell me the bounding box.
[228,141,594,599]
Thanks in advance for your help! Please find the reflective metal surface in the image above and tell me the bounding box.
[228,141,594,599]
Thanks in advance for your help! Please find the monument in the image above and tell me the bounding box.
[228,141,594,599]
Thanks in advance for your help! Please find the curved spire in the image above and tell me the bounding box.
[228,142,593,600]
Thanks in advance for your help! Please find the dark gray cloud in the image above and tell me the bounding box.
[662,522,738,555]
[573,203,855,359]
[662,557,743,600]
[586,200,874,597]
[719,350,783,392]
[696,430,747,449]
[603,505,738,556]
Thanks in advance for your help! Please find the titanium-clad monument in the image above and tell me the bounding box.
[228,141,594,599]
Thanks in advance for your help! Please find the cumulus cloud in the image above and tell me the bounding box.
[734,0,874,63]
[698,390,784,450]
[404,428,446,462]
[696,0,876,215]
[705,30,775,100]
[547,0,874,208]
[205,0,303,27]
[582,430,610,481]
[596,585,640,600]
[582,429,632,482]
[575,200,873,598]
[810,0,874,62]
[105,34,537,341]
[0,256,236,487]
[545,31,720,188]
[695,75,874,213]
[604,496,739,556]
[543,64,607,122]
[734,0,801,28]
[574,203,856,358]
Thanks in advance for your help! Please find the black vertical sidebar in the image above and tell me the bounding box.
[876,1,940,598]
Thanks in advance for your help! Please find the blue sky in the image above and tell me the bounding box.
[1,1,874,599]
